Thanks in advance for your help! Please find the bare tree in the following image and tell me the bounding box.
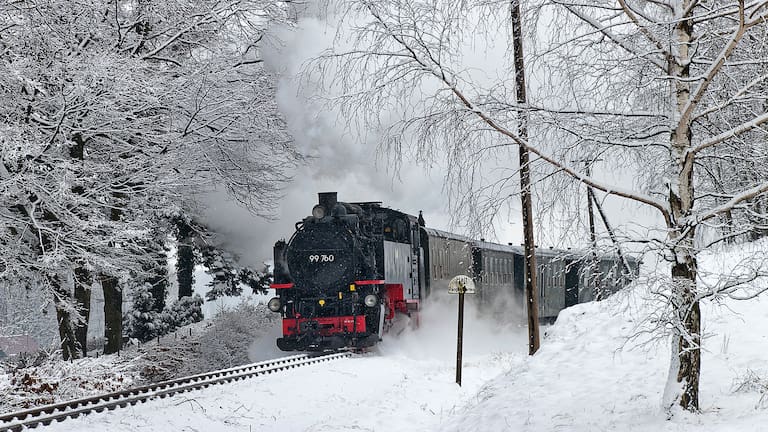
[300,0,768,413]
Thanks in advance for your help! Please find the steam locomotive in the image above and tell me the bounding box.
[268,192,638,351]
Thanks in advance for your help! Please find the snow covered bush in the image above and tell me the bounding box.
[124,283,169,342]
[162,295,204,331]
[124,290,203,344]
[733,369,768,409]
[192,303,274,372]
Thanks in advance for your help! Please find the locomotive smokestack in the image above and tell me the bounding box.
[318,192,338,215]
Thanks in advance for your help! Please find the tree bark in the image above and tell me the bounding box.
[70,134,91,356]
[51,274,79,360]
[102,275,122,355]
[73,265,92,355]
[671,261,700,409]
[176,218,195,299]
[102,194,124,355]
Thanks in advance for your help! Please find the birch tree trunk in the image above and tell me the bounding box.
[664,0,700,411]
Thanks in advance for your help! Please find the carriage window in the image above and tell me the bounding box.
[492,258,497,284]
[439,249,444,278]
[548,265,554,288]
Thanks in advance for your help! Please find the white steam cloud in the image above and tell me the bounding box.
[199,14,457,267]
[378,292,527,359]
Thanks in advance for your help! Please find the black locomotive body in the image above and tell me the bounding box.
[269,192,422,351]
[269,192,639,351]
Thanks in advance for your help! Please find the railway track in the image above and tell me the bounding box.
[0,352,352,431]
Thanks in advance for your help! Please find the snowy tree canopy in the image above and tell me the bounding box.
[0,0,299,359]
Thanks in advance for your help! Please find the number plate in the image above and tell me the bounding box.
[308,254,335,263]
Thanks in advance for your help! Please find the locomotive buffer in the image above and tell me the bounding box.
[448,275,476,386]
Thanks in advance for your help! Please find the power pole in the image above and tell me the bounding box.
[585,164,598,259]
[588,187,631,276]
[510,0,539,355]
[574,159,600,299]
[575,158,631,298]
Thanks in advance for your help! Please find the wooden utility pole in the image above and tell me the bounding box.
[585,164,598,259]
[510,0,539,355]
[575,159,631,298]
[574,159,600,299]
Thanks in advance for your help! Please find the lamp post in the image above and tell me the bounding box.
[449,275,476,386]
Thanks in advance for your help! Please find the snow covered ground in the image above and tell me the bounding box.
[36,279,768,430]
[15,243,768,431]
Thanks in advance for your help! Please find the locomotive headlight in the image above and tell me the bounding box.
[312,204,326,219]
[267,297,282,312]
[364,294,378,307]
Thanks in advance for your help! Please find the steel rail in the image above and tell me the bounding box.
[0,352,352,431]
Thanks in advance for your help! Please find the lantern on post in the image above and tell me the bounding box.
[448,275,476,386]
